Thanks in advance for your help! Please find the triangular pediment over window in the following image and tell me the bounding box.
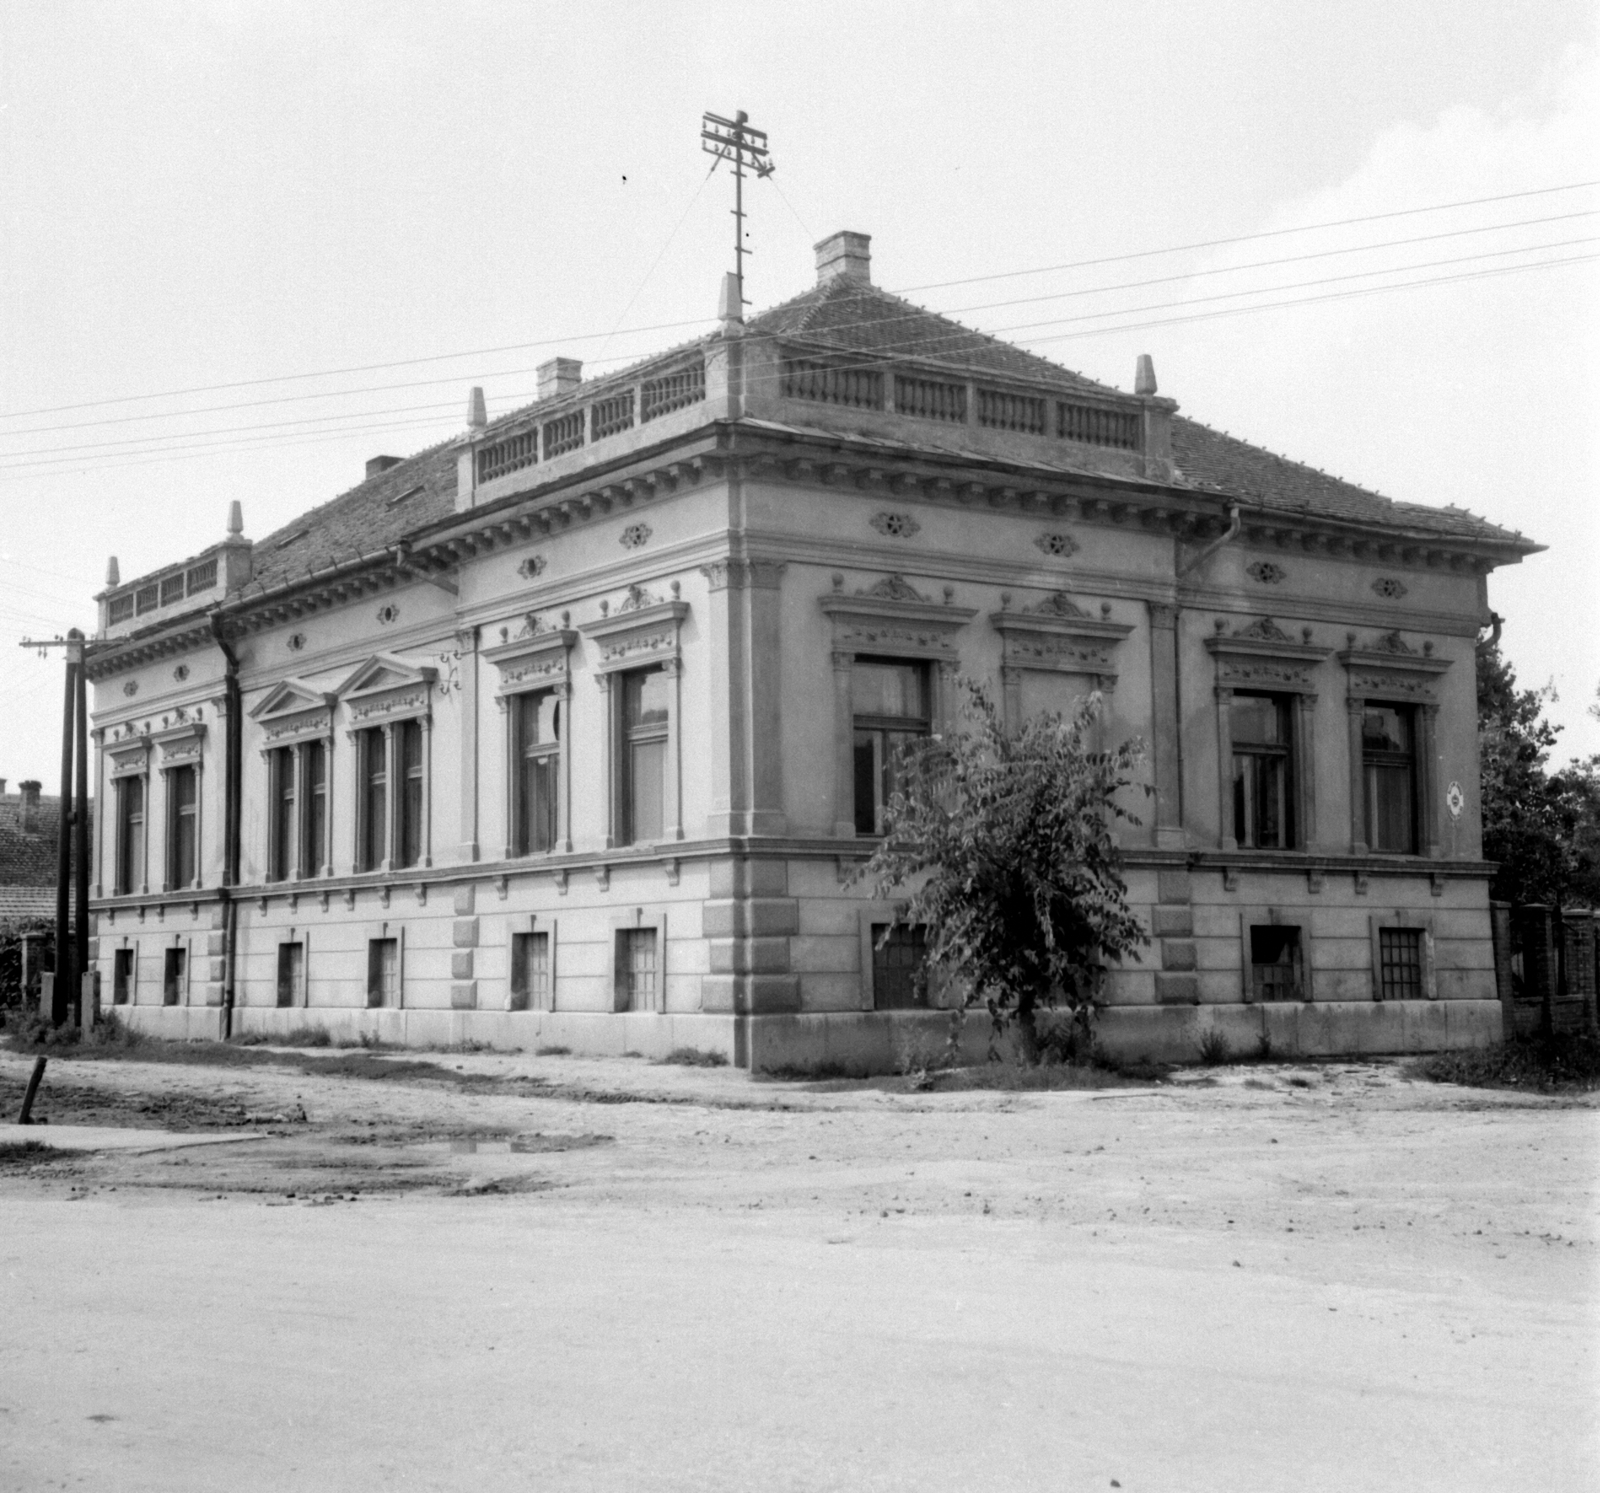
[336,653,438,726]
[249,677,338,750]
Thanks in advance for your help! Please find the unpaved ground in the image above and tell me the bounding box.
[0,1046,1595,1492]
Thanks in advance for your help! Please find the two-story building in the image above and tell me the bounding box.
[84,230,1540,1067]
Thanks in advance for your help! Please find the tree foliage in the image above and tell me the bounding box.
[856,679,1149,1060]
[1477,633,1600,906]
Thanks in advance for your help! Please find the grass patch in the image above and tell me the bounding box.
[756,1060,864,1082]
[535,1045,571,1057]
[1410,1033,1600,1094]
[655,1047,729,1068]
[928,1061,1151,1092]
[0,1140,58,1166]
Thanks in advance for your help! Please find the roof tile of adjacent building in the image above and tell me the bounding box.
[114,256,1537,608]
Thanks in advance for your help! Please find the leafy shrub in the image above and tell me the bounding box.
[1411,1033,1600,1093]
[535,1044,571,1057]
[1198,1028,1231,1066]
[657,1046,729,1068]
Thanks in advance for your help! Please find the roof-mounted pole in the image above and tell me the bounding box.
[701,109,775,315]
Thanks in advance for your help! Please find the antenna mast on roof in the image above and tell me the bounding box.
[701,110,774,314]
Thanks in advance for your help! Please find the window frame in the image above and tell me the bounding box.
[276,939,306,1008]
[1205,619,1328,854]
[1236,908,1316,1003]
[161,943,188,1007]
[485,620,579,858]
[510,921,557,1012]
[821,574,976,839]
[366,930,403,1009]
[513,688,563,856]
[336,654,437,877]
[1339,634,1451,858]
[164,761,199,891]
[1368,914,1437,1001]
[856,905,953,1011]
[114,771,147,896]
[850,656,933,837]
[112,946,134,1006]
[1361,704,1417,855]
[989,591,1132,734]
[1229,692,1296,851]
[618,667,671,846]
[579,591,689,850]
[609,910,667,1013]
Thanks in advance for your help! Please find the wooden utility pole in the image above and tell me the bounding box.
[23,627,91,1026]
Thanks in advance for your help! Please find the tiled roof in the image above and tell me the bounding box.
[1169,418,1529,544]
[748,279,1117,396]
[241,441,460,596]
[750,279,1531,549]
[0,792,90,888]
[0,886,55,925]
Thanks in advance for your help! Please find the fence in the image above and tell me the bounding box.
[1490,902,1599,1038]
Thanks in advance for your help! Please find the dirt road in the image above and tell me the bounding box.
[1,1047,1594,1491]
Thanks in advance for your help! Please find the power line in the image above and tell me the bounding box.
[1,247,1588,486]
[3,178,1591,424]
[5,232,1586,470]
[894,179,1600,294]
[3,204,1588,448]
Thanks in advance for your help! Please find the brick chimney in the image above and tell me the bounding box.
[19,780,41,833]
[0,778,7,795]
[815,231,871,286]
[537,358,583,401]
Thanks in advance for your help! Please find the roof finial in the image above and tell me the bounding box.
[718,271,743,334]
[105,556,120,586]
[468,386,487,430]
[227,499,244,536]
[1135,354,1157,396]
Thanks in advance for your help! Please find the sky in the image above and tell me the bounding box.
[1,0,1595,789]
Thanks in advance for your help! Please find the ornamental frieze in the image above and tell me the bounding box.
[579,595,690,676]
[819,574,977,663]
[1337,631,1450,704]
[1204,616,1331,696]
[989,591,1132,680]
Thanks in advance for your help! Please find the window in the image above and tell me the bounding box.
[620,669,669,845]
[367,938,398,1007]
[1378,928,1423,1001]
[302,739,327,877]
[617,928,657,1012]
[396,720,423,869]
[277,942,305,1008]
[162,947,186,1006]
[112,948,133,1006]
[358,728,387,871]
[115,776,145,895]
[1249,925,1304,1001]
[166,764,198,888]
[1363,706,1416,853]
[852,660,930,835]
[514,692,561,855]
[1232,694,1293,849]
[269,747,296,882]
[872,923,929,1009]
[511,930,552,1012]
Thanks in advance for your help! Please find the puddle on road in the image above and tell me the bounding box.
[448,1133,613,1155]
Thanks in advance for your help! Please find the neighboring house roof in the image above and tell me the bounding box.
[0,790,89,928]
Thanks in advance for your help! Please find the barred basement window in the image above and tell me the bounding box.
[894,375,966,423]
[781,357,883,410]
[1057,401,1139,450]
[112,948,133,1006]
[511,930,552,1012]
[1250,926,1304,1002]
[367,938,398,1008]
[640,362,705,422]
[542,410,585,459]
[872,923,929,1010]
[162,947,186,1007]
[277,942,305,1008]
[590,389,635,441]
[977,389,1045,434]
[1378,928,1423,1002]
[618,927,657,1013]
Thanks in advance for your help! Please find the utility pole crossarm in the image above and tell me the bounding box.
[701,108,776,313]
